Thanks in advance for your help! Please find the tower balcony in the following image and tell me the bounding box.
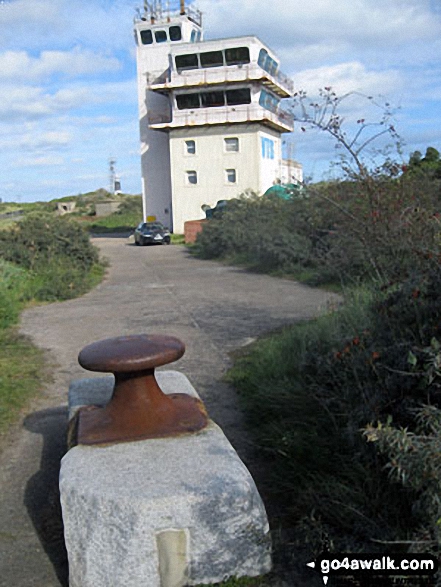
[147,63,294,98]
[147,103,294,133]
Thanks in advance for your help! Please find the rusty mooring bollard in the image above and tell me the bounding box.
[76,334,208,445]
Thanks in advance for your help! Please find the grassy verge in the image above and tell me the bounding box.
[0,329,48,435]
[0,216,107,437]
[80,211,142,233]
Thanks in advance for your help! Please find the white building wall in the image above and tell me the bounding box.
[135,16,203,229]
[170,124,264,233]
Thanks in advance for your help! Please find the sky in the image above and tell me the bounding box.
[0,0,440,202]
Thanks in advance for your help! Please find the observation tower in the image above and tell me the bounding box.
[134,0,301,232]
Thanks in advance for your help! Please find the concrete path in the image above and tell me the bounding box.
[0,238,338,587]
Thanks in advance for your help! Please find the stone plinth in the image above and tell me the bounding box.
[60,372,271,587]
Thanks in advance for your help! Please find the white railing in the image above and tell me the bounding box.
[146,63,294,95]
[147,104,294,130]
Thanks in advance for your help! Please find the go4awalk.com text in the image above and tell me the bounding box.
[307,553,438,585]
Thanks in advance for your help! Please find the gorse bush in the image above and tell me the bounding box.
[229,270,441,556]
[0,214,104,301]
[194,192,316,276]
[0,213,99,271]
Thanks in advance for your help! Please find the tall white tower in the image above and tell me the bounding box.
[134,1,301,233]
[134,1,203,229]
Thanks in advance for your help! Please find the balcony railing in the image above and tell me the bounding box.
[147,103,294,132]
[146,63,294,97]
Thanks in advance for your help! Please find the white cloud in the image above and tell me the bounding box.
[12,154,65,167]
[294,61,404,96]
[0,49,121,81]
[0,79,136,121]
[199,0,441,49]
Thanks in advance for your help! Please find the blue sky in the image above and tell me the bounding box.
[1,0,440,202]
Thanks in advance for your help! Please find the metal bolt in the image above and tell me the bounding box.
[76,334,208,445]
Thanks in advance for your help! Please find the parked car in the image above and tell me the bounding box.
[134,222,171,245]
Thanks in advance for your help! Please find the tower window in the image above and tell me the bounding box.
[155,30,167,43]
[186,170,198,185]
[261,137,275,159]
[176,53,199,70]
[259,89,280,113]
[224,138,239,152]
[226,169,237,183]
[226,88,251,105]
[200,50,224,68]
[258,48,278,75]
[169,26,182,41]
[225,47,250,66]
[185,140,196,154]
[201,91,225,108]
[176,93,200,109]
[140,29,153,45]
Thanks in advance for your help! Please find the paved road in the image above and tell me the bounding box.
[0,238,338,587]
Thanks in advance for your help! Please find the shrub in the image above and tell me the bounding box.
[0,213,99,272]
[228,268,441,552]
[0,214,103,301]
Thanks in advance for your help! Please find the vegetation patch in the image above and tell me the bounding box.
[0,329,48,435]
[0,213,106,437]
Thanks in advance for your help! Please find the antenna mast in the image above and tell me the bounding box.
[109,157,116,195]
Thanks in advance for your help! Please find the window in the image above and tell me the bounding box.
[185,140,196,154]
[257,48,278,75]
[200,50,224,68]
[258,48,268,69]
[226,88,251,105]
[195,30,202,42]
[175,53,198,70]
[226,169,237,183]
[225,47,250,65]
[155,30,167,43]
[261,137,275,159]
[224,138,239,152]
[201,91,225,108]
[259,89,280,113]
[190,29,196,42]
[169,26,181,41]
[176,93,200,110]
[186,170,198,185]
[140,29,153,45]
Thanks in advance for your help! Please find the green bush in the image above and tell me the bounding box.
[0,214,103,301]
[0,260,32,328]
[194,192,317,276]
[228,268,441,552]
[0,213,99,272]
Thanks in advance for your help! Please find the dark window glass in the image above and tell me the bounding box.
[201,91,225,107]
[169,26,181,41]
[140,29,153,45]
[190,29,196,42]
[176,93,200,109]
[225,47,250,65]
[200,51,224,68]
[155,30,167,43]
[226,88,251,105]
[175,53,199,70]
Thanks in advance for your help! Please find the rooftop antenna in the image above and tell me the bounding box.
[109,157,117,195]
[180,0,185,15]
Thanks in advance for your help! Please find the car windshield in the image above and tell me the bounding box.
[141,223,164,231]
